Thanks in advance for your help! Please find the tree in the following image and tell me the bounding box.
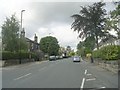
[105,2,120,39]
[66,46,72,56]
[19,37,28,51]
[59,47,65,56]
[77,36,95,56]
[71,2,107,50]
[77,41,85,56]
[2,15,19,52]
[39,36,60,56]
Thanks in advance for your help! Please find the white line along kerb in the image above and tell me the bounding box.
[84,69,87,75]
[14,73,31,80]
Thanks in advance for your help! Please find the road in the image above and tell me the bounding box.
[2,58,118,89]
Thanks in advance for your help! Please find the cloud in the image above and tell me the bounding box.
[0,1,116,50]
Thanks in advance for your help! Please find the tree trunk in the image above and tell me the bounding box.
[96,36,99,50]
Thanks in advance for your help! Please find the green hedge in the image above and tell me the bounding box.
[2,51,37,60]
[93,45,120,60]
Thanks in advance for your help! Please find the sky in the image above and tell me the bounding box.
[0,0,117,51]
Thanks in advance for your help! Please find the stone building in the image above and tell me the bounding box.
[21,28,40,52]
[21,28,44,61]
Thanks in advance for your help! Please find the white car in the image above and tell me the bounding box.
[73,56,80,62]
[49,56,56,61]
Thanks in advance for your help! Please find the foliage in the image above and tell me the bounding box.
[105,2,120,39]
[92,49,101,58]
[69,51,75,56]
[19,38,28,51]
[77,36,95,56]
[2,51,36,60]
[39,36,60,56]
[92,45,120,60]
[2,15,20,52]
[71,2,109,50]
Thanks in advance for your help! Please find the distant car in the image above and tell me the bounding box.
[49,56,56,61]
[73,56,80,62]
[59,56,63,59]
[56,56,59,59]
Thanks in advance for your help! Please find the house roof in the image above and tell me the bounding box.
[25,37,40,45]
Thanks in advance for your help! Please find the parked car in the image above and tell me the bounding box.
[56,56,59,60]
[49,56,56,61]
[73,56,80,62]
[59,56,63,59]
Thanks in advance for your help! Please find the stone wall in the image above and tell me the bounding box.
[93,58,119,73]
[1,59,35,67]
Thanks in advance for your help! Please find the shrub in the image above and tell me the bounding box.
[101,45,119,60]
[2,51,13,60]
[92,49,101,58]
[2,51,37,60]
[92,45,120,60]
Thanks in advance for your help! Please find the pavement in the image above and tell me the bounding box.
[1,58,119,89]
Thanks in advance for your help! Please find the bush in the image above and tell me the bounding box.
[2,51,14,60]
[2,51,37,60]
[92,49,101,58]
[92,45,120,60]
[101,45,119,60]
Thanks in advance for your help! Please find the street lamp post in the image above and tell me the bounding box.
[19,10,25,64]
[21,10,25,31]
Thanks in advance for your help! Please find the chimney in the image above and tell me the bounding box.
[34,34,38,43]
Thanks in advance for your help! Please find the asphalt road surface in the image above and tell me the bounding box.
[1,58,118,89]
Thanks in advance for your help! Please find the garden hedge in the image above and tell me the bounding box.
[92,45,120,60]
[2,51,37,60]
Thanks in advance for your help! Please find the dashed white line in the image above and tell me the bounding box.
[100,86,106,88]
[14,73,31,80]
[85,69,87,75]
[86,74,92,76]
[86,78,96,81]
[80,78,85,90]
[39,67,47,71]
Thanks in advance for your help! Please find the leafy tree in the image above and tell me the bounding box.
[77,36,95,56]
[19,37,28,51]
[83,36,95,51]
[69,50,75,56]
[71,2,107,50]
[105,2,120,39]
[39,36,60,56]
[2,15,19,52]
[77,41,85,56]
[66,46,72,56]
[59,47,65,56]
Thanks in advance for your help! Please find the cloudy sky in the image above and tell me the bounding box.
[0,0,117,51]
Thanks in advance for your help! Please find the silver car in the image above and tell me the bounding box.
[49,56,56,61]
[73,56,80,62]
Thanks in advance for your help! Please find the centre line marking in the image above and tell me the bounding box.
[80,78,85,90]
[85,69,87,75]
[14,73,31,80]
[101,86,106,88]
[86,74,92,76]
[86,78,96,81]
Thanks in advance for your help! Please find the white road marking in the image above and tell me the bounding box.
[86,78,96,81]
[80,78,85,90]
[86,74,92,76]
[100,86,106,88]
[14,73,31,80]
[84,69,87,75]
[39,67,47,71]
